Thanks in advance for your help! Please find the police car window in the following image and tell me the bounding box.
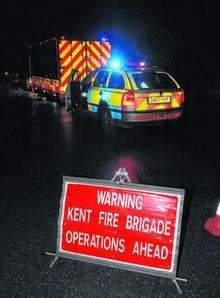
[93,71,110,87]
[132,72,177,90]
[108,72,125,89]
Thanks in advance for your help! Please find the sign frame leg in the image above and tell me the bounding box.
[172,278,184,295]
[46,252,59,268]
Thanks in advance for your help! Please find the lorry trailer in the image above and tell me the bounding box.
[26,37,111,102]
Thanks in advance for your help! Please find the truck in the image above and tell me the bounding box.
[26,37,111,103]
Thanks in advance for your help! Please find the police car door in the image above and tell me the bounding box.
[87,70,110,113]
[105,71,126,120]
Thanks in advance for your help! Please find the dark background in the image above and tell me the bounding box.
[0,2,220,296]
[0,0,219,91]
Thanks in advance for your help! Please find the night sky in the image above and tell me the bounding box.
[0,0,219,86]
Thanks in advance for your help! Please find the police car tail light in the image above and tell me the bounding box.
[122,91,136,110]
[172,90,185,104]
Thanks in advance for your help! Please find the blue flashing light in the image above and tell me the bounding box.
[110,59,120,68]
[101,37,108,42]
[140,61,146,67]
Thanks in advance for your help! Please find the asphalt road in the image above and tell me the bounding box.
[0,90,219,297]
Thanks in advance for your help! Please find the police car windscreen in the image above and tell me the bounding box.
[132,71,178,90]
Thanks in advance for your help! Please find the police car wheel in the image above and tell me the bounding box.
[98,105,114,132]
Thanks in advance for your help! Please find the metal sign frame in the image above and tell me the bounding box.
[57,174,184,278]
[47,169,187,294]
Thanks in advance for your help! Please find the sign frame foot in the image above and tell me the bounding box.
[172,278,184,295]
[46,252,59,268]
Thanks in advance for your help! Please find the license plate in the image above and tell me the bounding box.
[148,96,171,104]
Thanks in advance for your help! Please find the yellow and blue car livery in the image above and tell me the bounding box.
[87,66,184,127]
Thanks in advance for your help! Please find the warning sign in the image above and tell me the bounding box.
[56,176,184,278]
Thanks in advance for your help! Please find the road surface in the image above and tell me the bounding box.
[0,91,219,297]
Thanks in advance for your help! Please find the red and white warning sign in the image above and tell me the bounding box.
[57,176,184,278]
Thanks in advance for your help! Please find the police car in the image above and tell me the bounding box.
[69,62,184,132]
